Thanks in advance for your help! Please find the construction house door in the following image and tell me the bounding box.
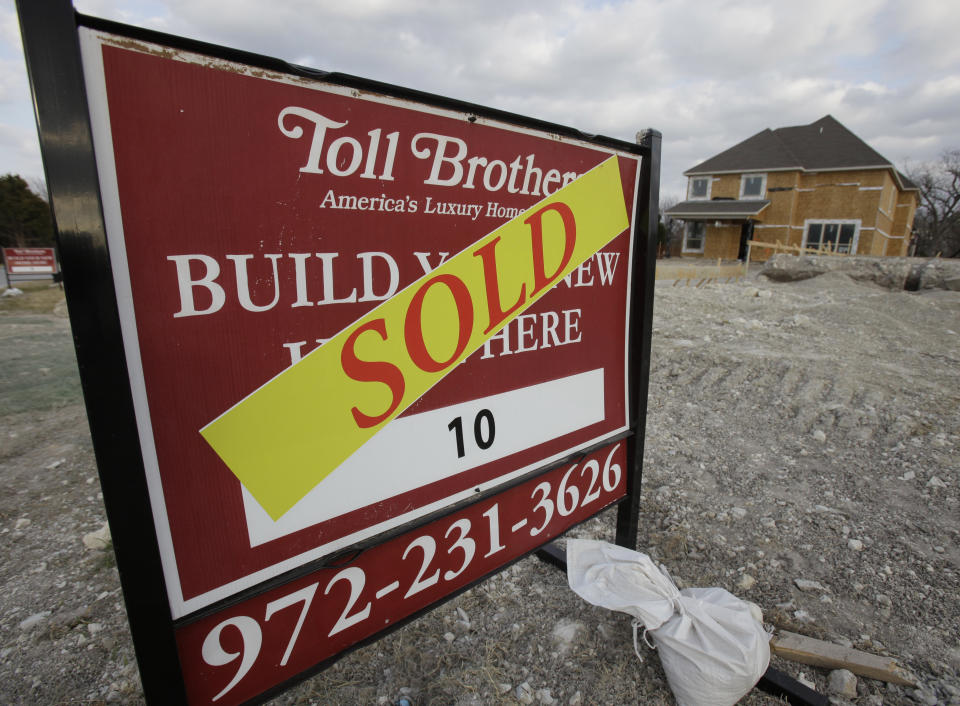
[738,221,753,260]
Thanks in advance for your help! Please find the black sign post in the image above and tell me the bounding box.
[17,1,188,702]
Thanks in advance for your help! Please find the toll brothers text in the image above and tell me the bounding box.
[279,106,582,197]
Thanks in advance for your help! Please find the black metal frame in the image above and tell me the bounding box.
[17,2,659,703]
[616,128,660,551]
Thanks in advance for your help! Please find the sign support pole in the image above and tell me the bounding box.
[615,128,661,551]
[15,1,187,702]
[537,128,659,565]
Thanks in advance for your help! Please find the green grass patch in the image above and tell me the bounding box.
[0,281,67,315]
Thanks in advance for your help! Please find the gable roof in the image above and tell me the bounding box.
[897,170,918,190]
[688,127,801,174]
[665,199,770,219]
[685,116,914,189]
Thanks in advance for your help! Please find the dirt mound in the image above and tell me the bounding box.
[760,254,960,292]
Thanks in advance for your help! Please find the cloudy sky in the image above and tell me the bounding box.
[2,0,959,200]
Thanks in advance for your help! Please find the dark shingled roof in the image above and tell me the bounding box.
[898,171,918,190]
[686,115,895,176]
[664,199,770,219]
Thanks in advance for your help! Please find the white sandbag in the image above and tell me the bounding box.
[567,539,769,706]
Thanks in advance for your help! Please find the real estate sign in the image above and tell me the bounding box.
[19,4,659,704]
[2,247,56,274]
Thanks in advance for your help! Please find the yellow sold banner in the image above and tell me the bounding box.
[201,156,629,520]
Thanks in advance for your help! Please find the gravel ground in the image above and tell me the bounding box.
[1,268,958,705]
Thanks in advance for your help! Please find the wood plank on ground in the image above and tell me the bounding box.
[655,263,746,281]
[770,630,917,687]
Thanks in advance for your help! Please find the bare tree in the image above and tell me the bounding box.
[27,176,48,202]
[907,150,960,258]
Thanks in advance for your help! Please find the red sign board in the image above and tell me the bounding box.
[14,2,655,697]
[78,27,642,623]
[3,247,56,274]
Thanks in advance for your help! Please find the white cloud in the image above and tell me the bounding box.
[2,0,958,197]
[0,5,22,52]
[0,121,42,180]
[0,57,27,103]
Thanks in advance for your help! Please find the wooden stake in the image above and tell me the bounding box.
[770,631,917,687]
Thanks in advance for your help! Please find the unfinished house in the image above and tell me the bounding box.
[665,115,919,261]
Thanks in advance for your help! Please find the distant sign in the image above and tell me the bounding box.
[3,247,56,274]
[20,4,658,704]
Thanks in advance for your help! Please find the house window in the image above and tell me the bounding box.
[804,220,859,254]
[683,222,705,253]
[688,177,711,200]
[740,173,766,198]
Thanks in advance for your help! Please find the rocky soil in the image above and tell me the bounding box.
[1,266,958,705]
